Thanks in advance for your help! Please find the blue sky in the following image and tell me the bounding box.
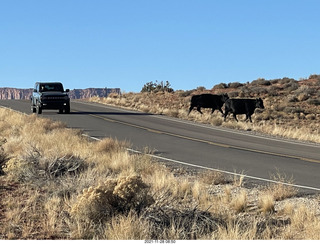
[1,0,319,92]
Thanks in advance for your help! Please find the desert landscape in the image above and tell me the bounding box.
[0,75,320,239]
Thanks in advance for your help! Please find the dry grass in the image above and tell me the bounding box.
[105,211,150,239]
[230,190,248,213]
[258,193,275,215]
[1,107,320,240]
[265,171,298,201]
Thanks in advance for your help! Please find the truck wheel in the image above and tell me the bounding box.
[36,103,42,114]
[65,104,70,114]
[31,106,36,113]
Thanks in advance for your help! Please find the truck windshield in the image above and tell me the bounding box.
[40,83,64,92]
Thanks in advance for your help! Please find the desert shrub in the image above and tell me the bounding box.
[308,74,320,80]
[143,202,223,239]
[267,86,280,96]
[106,211,151,239]
[251,78,271,86]
[279,77,297,85]
[287,95,298,103]
[228,91,239,98]
[283,107,304,114]
[164,108,179,118]
[94,137,126,153]
[239,87,252,97]
[196,86,206,91]
[305,114,316,120]
[264,172,298,201]
[70,175,154,223]
[270,79,280,84]
[213,83,228,89]
[26,116,66,134]
[2,144,87,184]
[297,93,309,101]
[307,99,320,106]
[70,178,118,222]
[199,170,229,185]
[250,87,268,95]
[283,81,299,92]
[141,81,174,93]
[3,157,39,182]
[258,193,275,214]
[108,92,120,98]
[295,85,317,96]
[255,109,275,121]
[230,190,248,213]
[228,82,243,88]
[2,144,44,182]
[210,117,223,126]
[178,89,194,97]
[45,155,87,178]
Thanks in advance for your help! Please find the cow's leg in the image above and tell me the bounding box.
[197,106,203,114]
[244,113,253,122]
[233,113,239,122]
[188,106,193,115]
[218,107,224,117]
[211,108,216,114]
[224,111,228,121]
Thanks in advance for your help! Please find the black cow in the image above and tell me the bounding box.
[224,98,264,122]
[188,93,229,115]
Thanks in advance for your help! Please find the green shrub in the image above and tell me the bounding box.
[141,81,174,93]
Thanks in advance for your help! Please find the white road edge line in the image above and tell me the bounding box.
[83,134,320,192]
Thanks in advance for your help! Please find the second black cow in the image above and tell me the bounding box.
[188,93,229,115]
[224,98,264,122]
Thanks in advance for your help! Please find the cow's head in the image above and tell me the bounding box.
[221,93,229,102]
[255,98,264,109]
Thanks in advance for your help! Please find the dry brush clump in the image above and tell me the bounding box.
[70,175,154,224]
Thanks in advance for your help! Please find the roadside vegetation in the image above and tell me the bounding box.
[1,106,320,239]
[89,75,320,143]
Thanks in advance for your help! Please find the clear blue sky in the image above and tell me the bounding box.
[1,0,319,92]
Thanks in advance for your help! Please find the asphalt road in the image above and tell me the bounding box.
[1,99,320,192]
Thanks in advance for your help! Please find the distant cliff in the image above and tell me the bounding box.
[0,88,120,100]
[0,88,32,99]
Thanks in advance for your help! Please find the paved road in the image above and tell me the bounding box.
[1,99,320,192]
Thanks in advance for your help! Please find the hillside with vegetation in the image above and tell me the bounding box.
[0,75,320,240]
[89,75,320,144]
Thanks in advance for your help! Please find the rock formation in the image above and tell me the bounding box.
[0,88,120,100]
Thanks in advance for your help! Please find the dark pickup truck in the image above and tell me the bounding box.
[31,82,70,114]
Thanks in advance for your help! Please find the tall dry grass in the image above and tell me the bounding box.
[0,107,320,240]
